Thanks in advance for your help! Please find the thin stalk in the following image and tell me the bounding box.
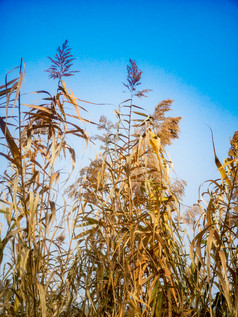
[18,58,27,216]
[127,92,133,155]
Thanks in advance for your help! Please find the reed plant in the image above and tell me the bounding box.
[0,41,237,316]
[0,41,90,316]
[187,131,238,316]
[69,60,194,316]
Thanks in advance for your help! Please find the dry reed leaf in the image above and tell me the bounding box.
[20,246,30,274]
[0,116,21,169]
[127,294,141,313]
[129,291,151,310]
[206,199,214,226]
[12,70,23,111]
[206,229,215,287]
[0,77,18,91]
[148,128,161,159]
[218,249,232,312]
[5,81,18,118]
[37,283,47,317]
[49,172,60,189]
[190,228,208,267]
[209,126,232,189]
[23,103,53,114]
[147,276,159,305]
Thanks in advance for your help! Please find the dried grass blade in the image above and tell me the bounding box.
[219,249,232,312]
[12,70,23,111]
[209,126,231,188]
[23,103,53,114]
[0,116,21,169]
[0,77,18,90]
[37,283,47,317]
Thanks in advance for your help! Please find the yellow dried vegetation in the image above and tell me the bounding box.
[0,44,237,317]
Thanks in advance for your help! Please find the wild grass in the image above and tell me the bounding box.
[0,41,237,316]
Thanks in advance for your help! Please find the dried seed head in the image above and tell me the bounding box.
[45,40,79,80]
[229,131,238,157]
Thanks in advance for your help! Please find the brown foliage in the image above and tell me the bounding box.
[0,43,237,317]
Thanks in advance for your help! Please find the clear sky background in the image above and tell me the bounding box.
[0,0,237,207]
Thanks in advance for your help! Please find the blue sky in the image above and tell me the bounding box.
[0,0,237,206]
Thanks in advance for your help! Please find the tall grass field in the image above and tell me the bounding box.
[0,41,237,316]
